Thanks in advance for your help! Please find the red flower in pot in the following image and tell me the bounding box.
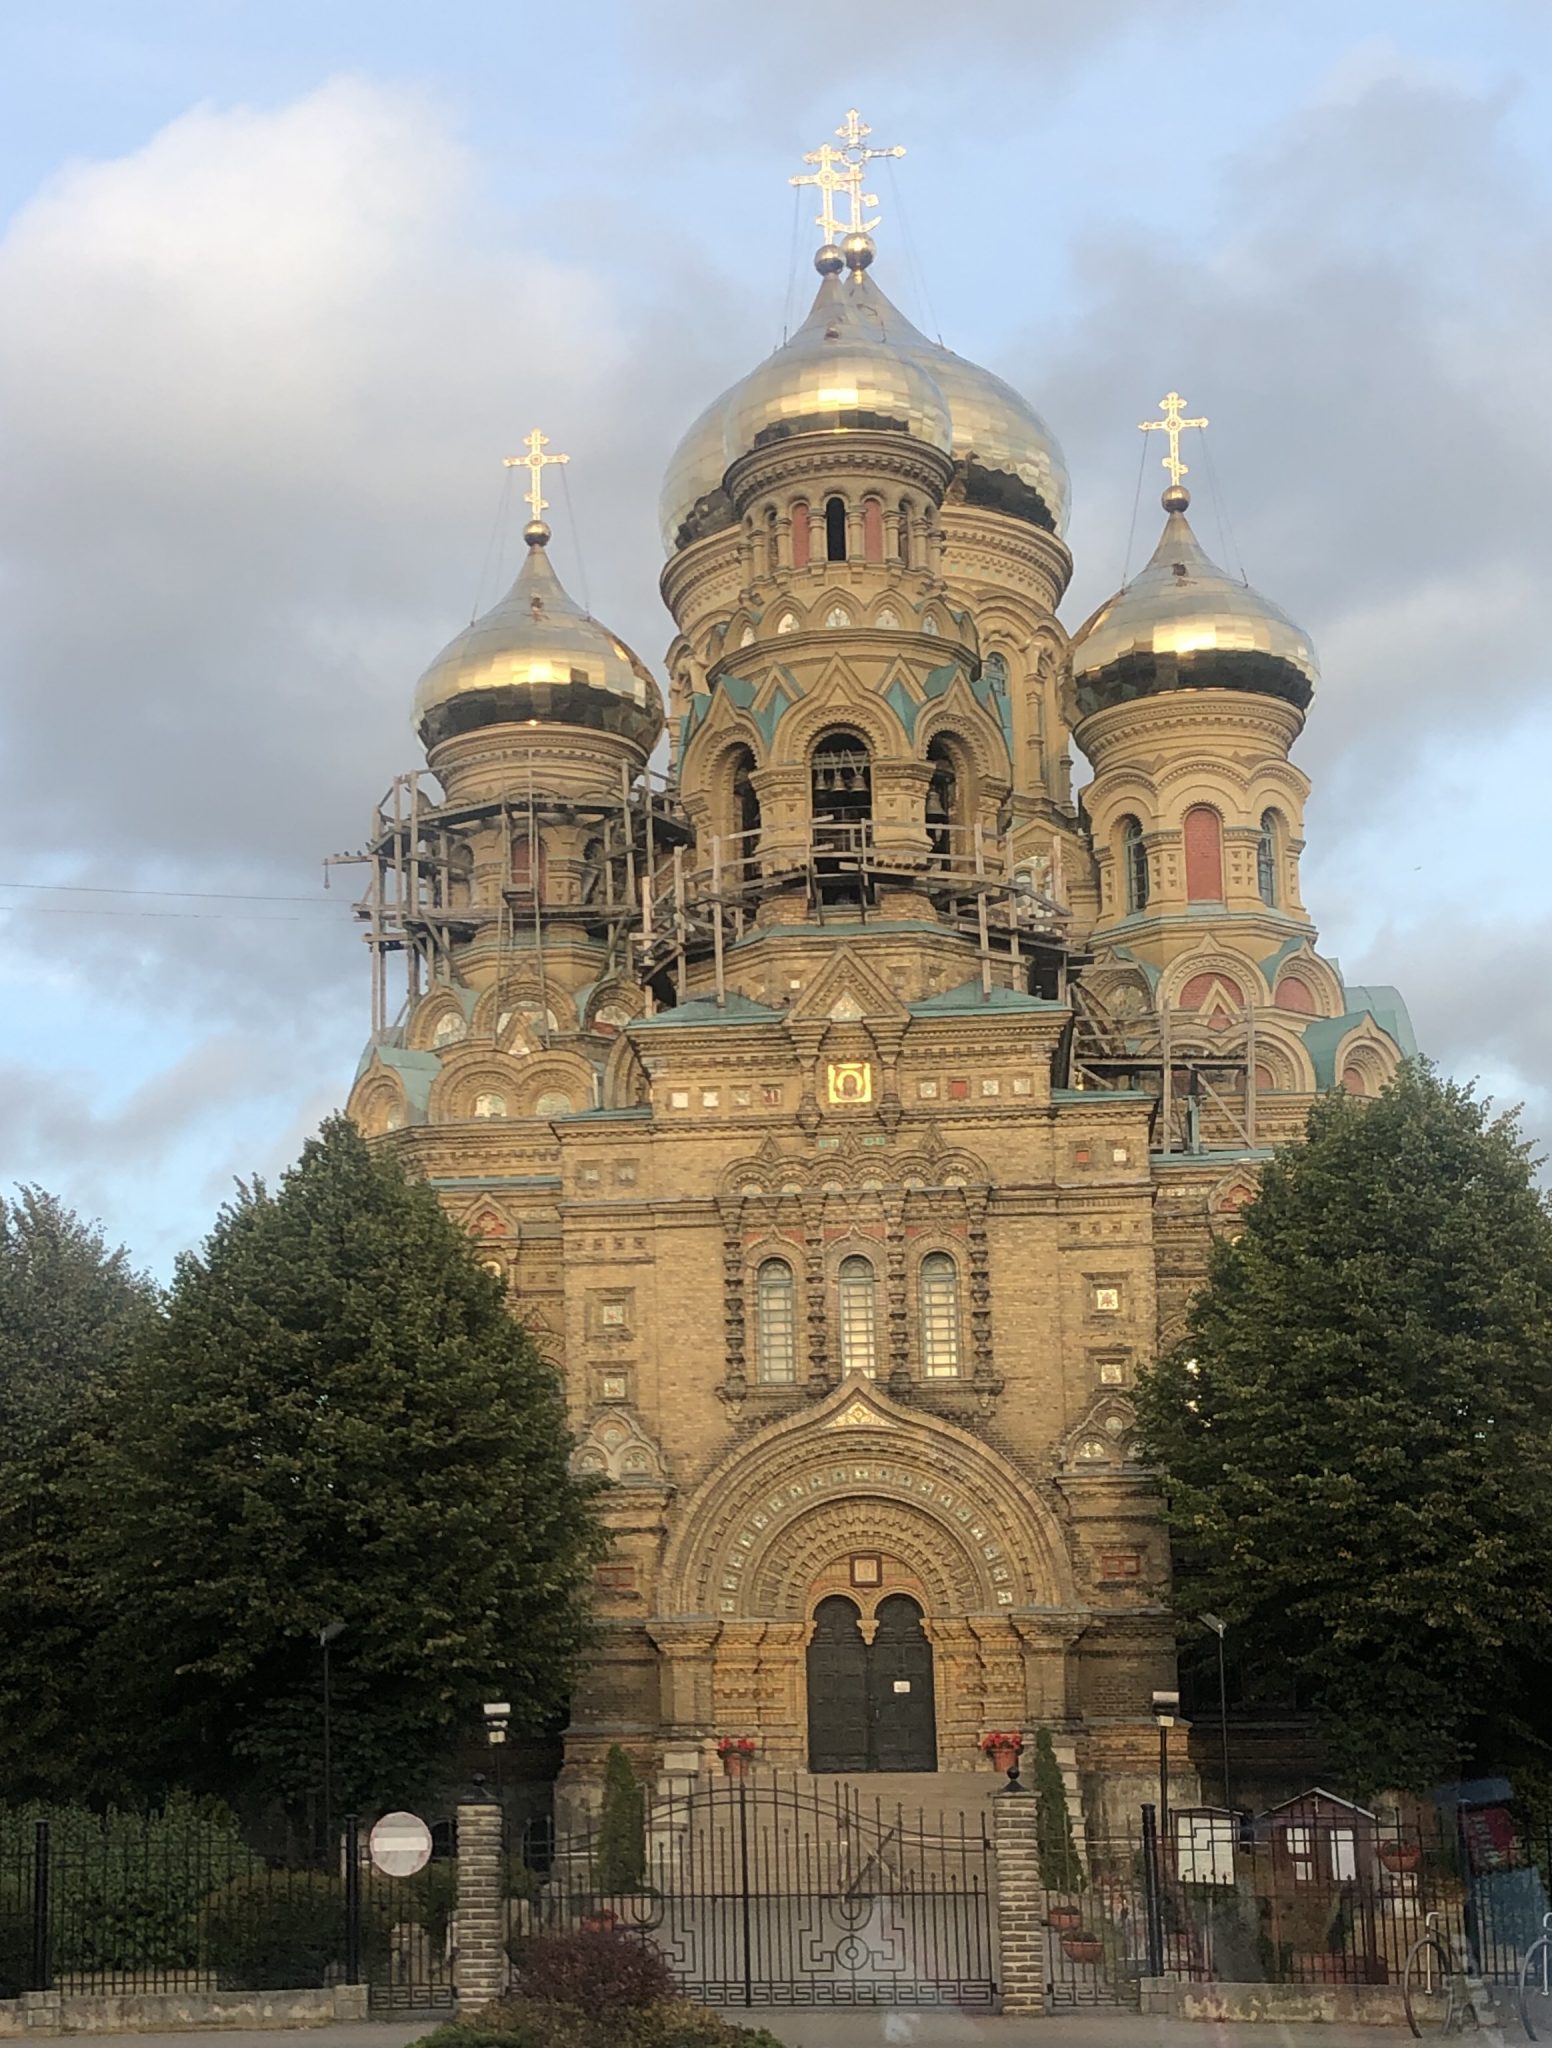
[979,1730,1025,1773]
[1061,1932,1104,1965]
[717,1735,757,1778]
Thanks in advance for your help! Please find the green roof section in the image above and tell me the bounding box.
[353,1042,440,1113]
[628,992,785,1030]
[1342,983,1419,1058]
[909,978,1065,1017]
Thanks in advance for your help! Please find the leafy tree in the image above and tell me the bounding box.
[1136,1063,1552,1793]
[593,1744,646,1893]
[1029,1727,1083,1891]
[0,1190,156,1796]
[93,1115,605,1817]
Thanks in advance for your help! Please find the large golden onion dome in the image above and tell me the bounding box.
[1070,486,1318,720]
[659,247,1069,551]
[413,523,664,753]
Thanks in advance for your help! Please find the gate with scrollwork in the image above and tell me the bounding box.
[532,1776,996,2008]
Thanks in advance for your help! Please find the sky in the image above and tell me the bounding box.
[1,0,1550,1274]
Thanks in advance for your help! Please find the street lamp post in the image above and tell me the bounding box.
[1152,1689,1180,1842]
[319,1620,346,1854]
[483,1701,512,1812]
[1200,1613,1232,1815]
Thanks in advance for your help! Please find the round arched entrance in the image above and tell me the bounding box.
[805,1592,937,1773]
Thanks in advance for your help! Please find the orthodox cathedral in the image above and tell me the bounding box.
[342,115,1412,1823]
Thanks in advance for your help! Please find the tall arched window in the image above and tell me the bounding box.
[897,500,912,569]
[862,498,884,563]
[838,1256,878,1377]
[755,1258,797,1384]
[791,502,811,570]
[1257,810,1279,907]
[825,496,848,562]
[765,506,779,576]
[1120,816,1149,913]
[1183,805,1224,903]
[919,1253,961,1377]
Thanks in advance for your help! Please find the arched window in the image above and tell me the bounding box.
[791,502,811,570]
[983,652,1009,697]
[755,1258,797,1384]
[1120,816,1149,913]
[1184,806,1224,903]
[925,737,963,861]
[825,496,847,562]
[862,498,884,563]
[897,500,912,569]
[1257,810,1279,907]
[765,506,779,575]
[728,745,761,873]
[510,832,547,900]
[473,1090,507,1119]
[534,1089,572,1116]
[919,1253,961,1377]
[838,1256,878,1377]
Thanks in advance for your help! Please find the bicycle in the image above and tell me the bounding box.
[1404,1910,1480,2036]
[1519,1911,1552,2039]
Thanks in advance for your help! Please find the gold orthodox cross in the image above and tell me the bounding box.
[504,428,569,522]
[792,108,905,241]
[1139,391,1209,489]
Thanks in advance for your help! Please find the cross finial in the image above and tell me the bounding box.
[1139,391,1209,494]
[791,108,905,246]
[504,428,569,526]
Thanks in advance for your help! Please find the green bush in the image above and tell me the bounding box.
[594,1747,646,1895]
[0,1879,33,1999]
[0,1793,259,1977]
[1029,1727,1084,1892]
[202,1870,390,1990]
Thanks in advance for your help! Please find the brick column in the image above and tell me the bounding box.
[992,1788,1045,2017]
[455,1789,507,2014]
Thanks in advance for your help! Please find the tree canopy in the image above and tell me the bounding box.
[91,1115,604,1817]
[1136,1063,1552,1793]
[0,1190,156,1796]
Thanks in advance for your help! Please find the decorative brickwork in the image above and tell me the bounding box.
[992,1789,1045,2015]
[454,1797,507,2013]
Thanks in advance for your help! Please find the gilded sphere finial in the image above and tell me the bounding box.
[1161,484,1191,513]
[523,518,552,547]
[814,243,845,276]
[841,230,875,272]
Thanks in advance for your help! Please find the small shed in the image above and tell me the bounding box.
[1262,1788,1379,1886]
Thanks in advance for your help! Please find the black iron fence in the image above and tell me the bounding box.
[1044,1807,1552,2008]
[0,1806,454,2010]
[523,1774,997,2009]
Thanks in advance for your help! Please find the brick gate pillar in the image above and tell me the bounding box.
[992,1786,1045,2016]
[455,1784,506,2014]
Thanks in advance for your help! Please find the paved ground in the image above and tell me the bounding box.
[49,2016,1524,2048]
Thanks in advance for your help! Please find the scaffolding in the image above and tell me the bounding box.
[635,820,1073,1008]
[324,764,690,1038]
[1065,980,1261,1155]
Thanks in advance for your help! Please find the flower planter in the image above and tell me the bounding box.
[581,1910,618,1933]
[721,1753,751,1780]
[1061,1933,1104,1965]
[1379,1841,1422,1874]
[987,1746,1021,1774]
[1047,1905,1083,1933]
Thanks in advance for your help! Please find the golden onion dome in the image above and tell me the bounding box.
[413,524,664,753]
[1070,487,1318,720]
[659,252,1068,551]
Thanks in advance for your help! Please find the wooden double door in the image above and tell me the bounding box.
[805,1593,937,1772]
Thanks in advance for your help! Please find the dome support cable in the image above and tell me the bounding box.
[884,157,942,344]
[1120,427,1150,590]
[470,463,516,625]
[1201,429,1247,586]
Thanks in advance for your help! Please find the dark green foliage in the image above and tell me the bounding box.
[1029,1727,1084,1891]
[0,1191,156,1797]
[0,1880,32,1998]
[594,1746,646,1894]
[507,1928,673,2016]
[1136,1063,1552,1792]
[421,1997,785,2048]
[0,1795,257,1976]
[202,1869,391,1989]
[91,1116,605,1814]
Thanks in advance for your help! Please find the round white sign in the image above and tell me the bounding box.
[369,1810,433,1878]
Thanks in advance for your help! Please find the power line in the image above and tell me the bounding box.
[0,879,345,905]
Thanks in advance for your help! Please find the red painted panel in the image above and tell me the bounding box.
[1183,806,1224,902]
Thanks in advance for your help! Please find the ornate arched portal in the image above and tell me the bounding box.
[653,1377,1076,1770]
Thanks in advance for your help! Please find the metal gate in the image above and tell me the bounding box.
[532,1776,995,2008]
